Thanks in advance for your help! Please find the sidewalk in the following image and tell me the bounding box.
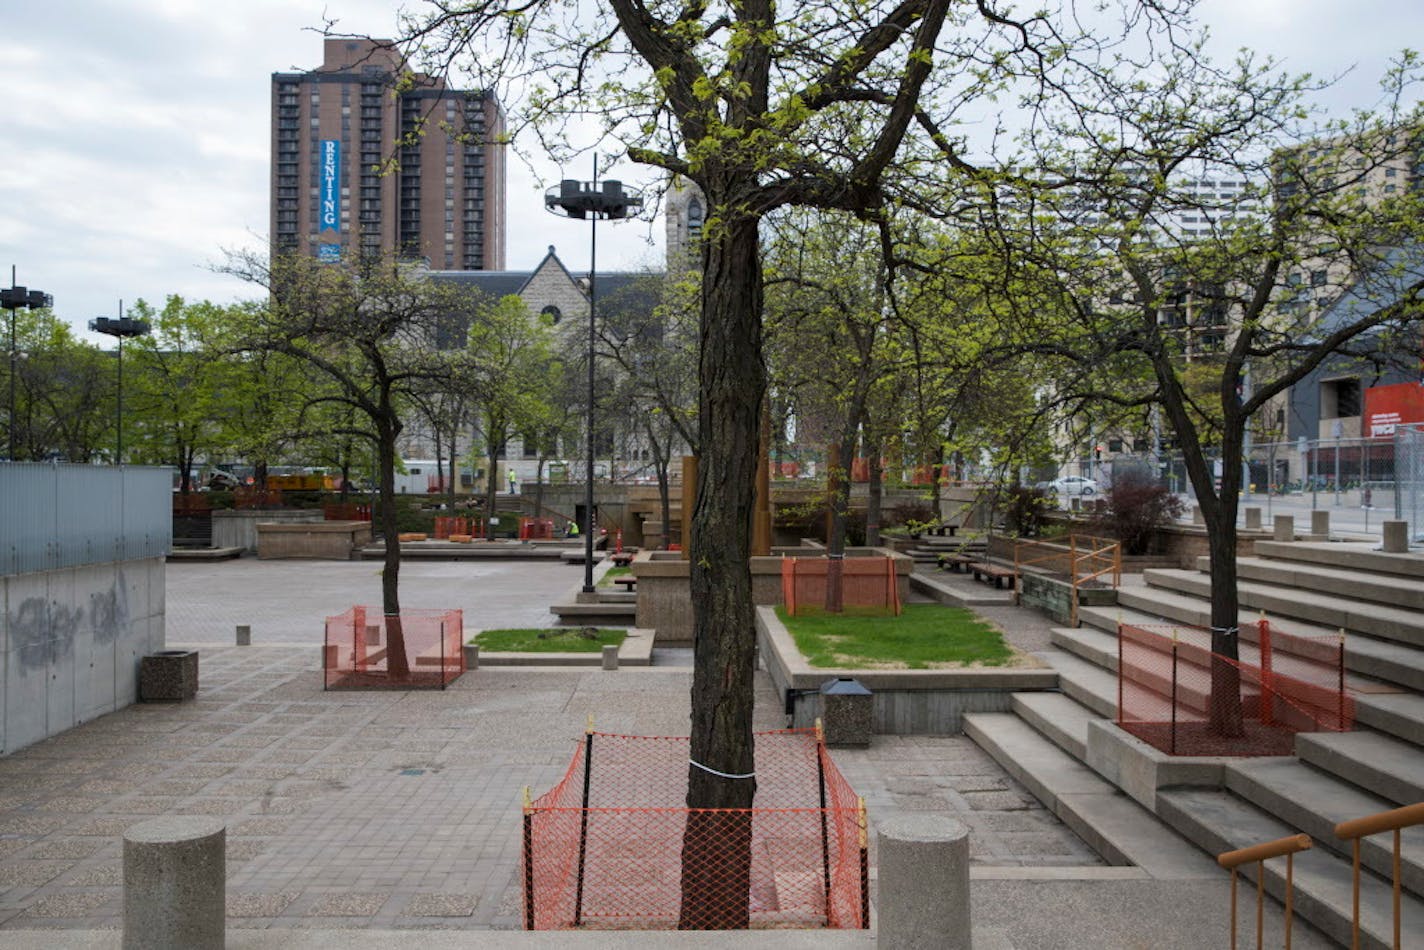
[0,559,1335,946]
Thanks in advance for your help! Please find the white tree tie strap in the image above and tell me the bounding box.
[688,759,756,780]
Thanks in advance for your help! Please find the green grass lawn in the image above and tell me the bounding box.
[597,566,632,587]
[776,603,1015,669]
[472,628,628,652]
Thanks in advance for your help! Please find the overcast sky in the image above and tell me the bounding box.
[1,0,1421,341]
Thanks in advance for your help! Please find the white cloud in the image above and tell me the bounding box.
[0,0,1420,339]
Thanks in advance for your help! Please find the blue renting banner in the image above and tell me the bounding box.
[320,139,340,232]
[317,243,341,263]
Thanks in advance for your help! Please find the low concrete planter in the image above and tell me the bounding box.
[757,606,1056,735]
[463,628,655,667]
[257,520,371,559]
[212,508,323,553]
[1085,719,1227,810]
[634,546,914,645]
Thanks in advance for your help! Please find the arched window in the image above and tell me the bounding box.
[687,198,704,241]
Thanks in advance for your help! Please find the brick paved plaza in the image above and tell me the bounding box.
[0,560,1338,947]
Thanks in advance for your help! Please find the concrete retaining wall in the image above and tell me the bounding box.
[212,508,324,554]
[634,547,913,644]
[1019,572,1118,625]
[2,555,166,755]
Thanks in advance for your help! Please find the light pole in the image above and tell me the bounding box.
[2,268,53,462]
[544,160,642,593]
[89,304,150,465]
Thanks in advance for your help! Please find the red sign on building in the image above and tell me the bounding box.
[1363,382,1424,437]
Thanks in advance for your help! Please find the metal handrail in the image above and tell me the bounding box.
[1334,801,1424,950]
[1218,834,1312,949]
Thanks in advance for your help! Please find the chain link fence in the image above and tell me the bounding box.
[1397,423,1424,543]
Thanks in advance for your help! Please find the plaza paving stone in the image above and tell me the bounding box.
[0,558,1105,935]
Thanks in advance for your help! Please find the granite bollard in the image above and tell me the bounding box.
[601,643,619,671]
[123,816,225,950]
[1382,520,1409,553]
[878,814,971,949]
[1273,515,1295,542]
[1244,507,1262,530]
[235,625,251,646]
[1311,509,1330,539]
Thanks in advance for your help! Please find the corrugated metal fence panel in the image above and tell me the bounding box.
[1398,424,1423,542]
[0,464,172,576]
[0,463,57,575]
[123,466,173,561]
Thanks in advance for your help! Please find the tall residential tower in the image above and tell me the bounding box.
[271,38,506,270]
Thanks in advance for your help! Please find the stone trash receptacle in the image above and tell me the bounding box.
[123,816,225,950]
[139,650,199,702]
[821,676,873,747]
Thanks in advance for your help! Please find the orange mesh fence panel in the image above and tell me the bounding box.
[520,518,556,540]
[433,516,472,539]
[1117,622,1352,756]
[523,729,867,930]
[780,557,901,617]
[323,606,464,690]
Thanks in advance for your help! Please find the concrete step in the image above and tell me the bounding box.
[907,570,1015,607]
[1224,757,1424,896]
[963,712,1217,879]
[548,603,637,625]
[1050,625,1119,673]
[1352,690,1424,748]
[1296,730,1424,805]
[1144,568,1424,651]
[1197,555,1424,612]
[1010,690,1101,761]
[1097,583,1424,696]
[1157,786,1423,950]
[1035,649,1117,718]
[1254,539,1424,581]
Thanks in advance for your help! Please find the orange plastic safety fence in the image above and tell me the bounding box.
[433,516,472,539]
[779,557,901,617]
[1117,622,1353,756]
[322,606,464,690]
[523,729,868,931]
[520,518,556,540]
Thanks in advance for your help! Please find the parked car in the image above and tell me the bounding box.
[1049,475,1099,496]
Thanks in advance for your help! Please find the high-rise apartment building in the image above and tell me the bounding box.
[271,38,506,270]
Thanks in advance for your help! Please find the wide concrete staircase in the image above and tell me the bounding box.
[965,540,1424,949]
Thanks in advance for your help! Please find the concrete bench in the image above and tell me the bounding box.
[969,562,1019,589]
[609,552,635,567]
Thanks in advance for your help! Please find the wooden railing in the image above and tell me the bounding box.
[1218,834,1312,949]
[1013,534,1122,624]
[1335,801,1424,950]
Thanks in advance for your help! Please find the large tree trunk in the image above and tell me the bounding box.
[376,410,409,679]
[680,211,762,930]
[1205,426,1246,735]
